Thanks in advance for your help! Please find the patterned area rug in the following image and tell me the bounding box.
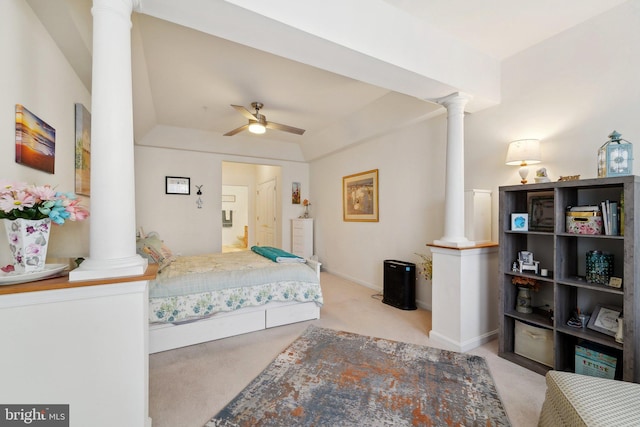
[206,326,511,426]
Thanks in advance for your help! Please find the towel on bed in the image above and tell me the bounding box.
[251,246,305,263]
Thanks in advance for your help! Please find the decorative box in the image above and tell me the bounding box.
[575,345,617,379]
[566,210,603,235]
[514,320,554,367]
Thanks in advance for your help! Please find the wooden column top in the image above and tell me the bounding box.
[0,264,158,296]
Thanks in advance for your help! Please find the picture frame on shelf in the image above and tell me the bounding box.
[587,304,622,337]
[511,213,528,231]
[342,169,379,222]
[165,176,190,195]
[529,195,554,231]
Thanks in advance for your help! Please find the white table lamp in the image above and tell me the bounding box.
[506,139,541,184]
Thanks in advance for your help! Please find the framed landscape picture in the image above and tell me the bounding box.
[75,103,91,196]
[343,169,379,222]
[15,104,55,174]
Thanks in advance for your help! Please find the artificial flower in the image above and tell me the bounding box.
[0,180,89,225]
[512,275,539,291]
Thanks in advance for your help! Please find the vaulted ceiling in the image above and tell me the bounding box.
[28,0,629,161]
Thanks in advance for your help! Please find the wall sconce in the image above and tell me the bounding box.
[505,139,541,184]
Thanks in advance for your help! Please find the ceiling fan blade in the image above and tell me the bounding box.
[266,121,306,135]
[231,105,257,120]
[224,124,249,136]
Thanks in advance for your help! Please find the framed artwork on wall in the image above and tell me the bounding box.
[342,169,379,222]
[74,103,91,196]
[292,182,301,204]
[166,176,190,195]
[15,104,56,174]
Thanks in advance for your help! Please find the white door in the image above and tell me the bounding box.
[256,178,277,246]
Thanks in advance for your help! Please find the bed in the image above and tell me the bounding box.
[138,234,323,354]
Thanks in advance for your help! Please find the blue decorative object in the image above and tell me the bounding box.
[586,250,613,285]
[511,213,528,231]
[598,130,633,177]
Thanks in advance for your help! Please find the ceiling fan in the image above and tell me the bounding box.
[224,102,305,136]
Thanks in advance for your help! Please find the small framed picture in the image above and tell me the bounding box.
[587,304,622,337]
[166,176,190,195]
[292,182,301,204]
[511,213,528,231]
[608,277,623,288]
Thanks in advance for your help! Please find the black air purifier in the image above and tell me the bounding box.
[382,260,417,310]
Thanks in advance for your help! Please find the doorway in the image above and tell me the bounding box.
[221,161,282,251]
[222,185,249,252]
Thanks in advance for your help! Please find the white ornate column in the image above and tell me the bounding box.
[434,92,474,248]
[428,92,499,352]
[70,0,147,281]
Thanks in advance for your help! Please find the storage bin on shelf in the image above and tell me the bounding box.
[514,320,554,367]
[565,206,602,235]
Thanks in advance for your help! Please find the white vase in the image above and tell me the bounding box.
[4,218,51,273]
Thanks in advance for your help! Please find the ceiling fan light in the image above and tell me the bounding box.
[248,120,266,134]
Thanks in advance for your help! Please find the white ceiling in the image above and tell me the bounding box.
[28,0,629,160]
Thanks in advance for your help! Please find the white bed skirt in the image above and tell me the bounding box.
[149,300,320,354]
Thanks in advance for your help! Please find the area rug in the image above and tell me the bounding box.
[206,325,510,426]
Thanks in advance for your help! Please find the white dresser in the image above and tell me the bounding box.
[291,218,313,259]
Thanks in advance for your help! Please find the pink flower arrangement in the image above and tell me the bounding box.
[0,179,89,225]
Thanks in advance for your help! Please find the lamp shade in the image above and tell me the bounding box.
[505,139,542,165]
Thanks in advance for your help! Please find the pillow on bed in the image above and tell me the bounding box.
[136,231,176,272]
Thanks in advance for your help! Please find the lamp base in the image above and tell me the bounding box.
[519,165,529,184]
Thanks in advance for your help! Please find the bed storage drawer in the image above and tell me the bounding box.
[149,309,265,353]
[266,302,320,328]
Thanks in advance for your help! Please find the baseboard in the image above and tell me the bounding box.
[322,268,432,311]
[429,329,498,352]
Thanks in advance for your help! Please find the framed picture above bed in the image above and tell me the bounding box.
[342,169,379,222]
[166,176,190,195]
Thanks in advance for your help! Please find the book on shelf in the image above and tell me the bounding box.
[600,200,620,236]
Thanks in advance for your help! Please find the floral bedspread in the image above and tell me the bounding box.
[149,251,322,324]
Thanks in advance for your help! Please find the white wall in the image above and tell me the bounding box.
[134,144,310,255]
[311,119,446,309]
[0,0,91,266]
[0,281,149,427]
[465,0,640,242]
[311,1,640,309]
